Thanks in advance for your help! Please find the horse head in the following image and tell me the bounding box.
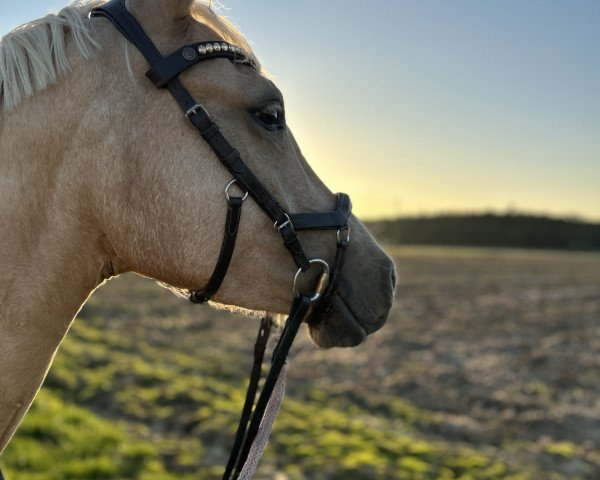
[88,0,396,347]
[0,0,395,455]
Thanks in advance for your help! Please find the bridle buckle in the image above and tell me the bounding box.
[185,103,209,118]
[274,214,292,231]
[337,227,350,245]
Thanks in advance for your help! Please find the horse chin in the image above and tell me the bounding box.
[307,292,386,348]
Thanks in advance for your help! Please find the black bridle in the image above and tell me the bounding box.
[89,1,351,478]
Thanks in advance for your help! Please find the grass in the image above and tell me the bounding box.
[2,390,180,480]
[2,294,518,479]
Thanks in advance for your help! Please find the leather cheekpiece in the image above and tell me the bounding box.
[189,196,243,303]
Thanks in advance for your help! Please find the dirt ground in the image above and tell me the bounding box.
[288,246,600,479]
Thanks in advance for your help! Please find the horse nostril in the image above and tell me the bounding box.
[390,266,397,289]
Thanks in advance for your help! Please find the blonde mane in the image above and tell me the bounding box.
[0,1,101,111]
[0,0,257,112]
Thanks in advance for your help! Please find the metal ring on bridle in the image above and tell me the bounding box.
[293,259,330,303]
[225,179,248,201]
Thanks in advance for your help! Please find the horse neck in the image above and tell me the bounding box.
[0,79,110,453]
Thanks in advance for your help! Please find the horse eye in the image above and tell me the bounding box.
[253,106,285,131]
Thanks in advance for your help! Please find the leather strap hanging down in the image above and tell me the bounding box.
[227,295,312,479]
[221,317,272,479]
[236,363,287,480]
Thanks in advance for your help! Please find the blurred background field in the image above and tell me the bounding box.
[1,245,598,479]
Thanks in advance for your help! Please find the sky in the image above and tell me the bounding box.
[1,1,599,221]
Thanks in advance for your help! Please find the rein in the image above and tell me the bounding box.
[85,1,352,478]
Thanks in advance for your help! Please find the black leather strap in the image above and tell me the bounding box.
[91,0,161,63]
[289,193,352,231]
[187,113,291,223]
[91,0,201,114]
[307,235,349,324]
[186,111,312,271]
[189,196,243,303]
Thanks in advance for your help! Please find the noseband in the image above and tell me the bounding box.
[89,1,351,478]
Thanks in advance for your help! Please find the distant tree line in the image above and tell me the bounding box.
[367,214,600,251]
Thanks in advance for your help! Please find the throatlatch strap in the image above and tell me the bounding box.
[189,196,243,303]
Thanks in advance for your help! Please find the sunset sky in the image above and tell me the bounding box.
[2,1,599,220]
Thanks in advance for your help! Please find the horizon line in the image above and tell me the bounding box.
[363,209,600,224]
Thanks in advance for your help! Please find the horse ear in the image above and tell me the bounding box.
[128,0,195,36]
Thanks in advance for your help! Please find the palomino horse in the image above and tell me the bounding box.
[0,0,396,470]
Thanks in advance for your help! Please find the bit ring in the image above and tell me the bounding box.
[293,259,330,303]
